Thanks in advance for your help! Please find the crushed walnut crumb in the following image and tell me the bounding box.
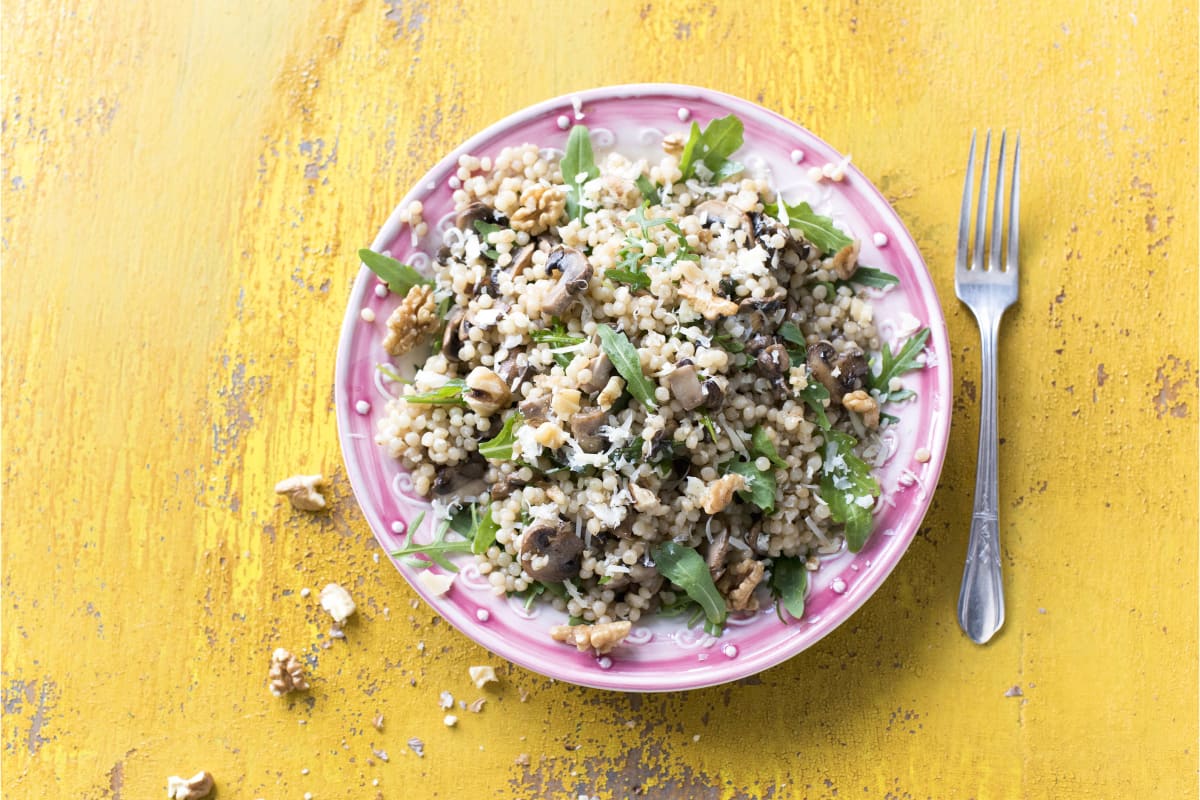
[274,474,327,512]
[166,771,215,800]
[269,648,309,697]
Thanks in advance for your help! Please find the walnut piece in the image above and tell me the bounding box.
[678,282,740,320]
[382,284,439,357]
[319,582,356,623]
[662,132,686,156]
[469,665,498,689]
[268,648,309,697]
[549,620,632,654]
[509,184,566,235]
[166,771,214,800]
[702,473,747,515]
[831,241,861,280]
[718,559,765,612]
[842,389,880,428]
[274,474,327,512]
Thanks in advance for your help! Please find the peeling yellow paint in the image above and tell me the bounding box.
[2,1,1196,799]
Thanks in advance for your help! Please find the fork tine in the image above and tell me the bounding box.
[972,130,992,271]
[1006,134,1021,273]
[956,131,976,271]
[989,130,1007,271]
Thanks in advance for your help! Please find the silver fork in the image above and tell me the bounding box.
[955,130,1020,645]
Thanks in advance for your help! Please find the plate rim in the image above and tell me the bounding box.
[335,82,952,692]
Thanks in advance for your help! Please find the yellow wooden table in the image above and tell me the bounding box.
[3,2,1196,798]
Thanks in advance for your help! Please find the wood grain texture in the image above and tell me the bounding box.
[2,1,1195,798]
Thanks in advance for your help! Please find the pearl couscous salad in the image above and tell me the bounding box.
[362,115,928,648]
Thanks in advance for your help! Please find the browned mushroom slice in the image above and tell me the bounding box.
[806,340,841,397]
[569,407,608,453]
[706,529,730,581]
[700,378,725,411]
[432,456,488,497]
[510,243,536,277]
[456,201,503,231]
[519,519,583,582]
[666,360,705,410]
[495,350,535,394]
[519,394,551,426]
[755,342,791,388]
[579,352,612,394]
[833,350,870,396]
[540,246,592,317]
[749,211,795,256]
[694,200,748,232]
[489,472,527,501]
[441,306,466,360]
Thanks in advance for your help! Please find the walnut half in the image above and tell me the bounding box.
[549,620,632,655]
[701,473,746,515]
[269,648,309,697]
[842,389,880,429]
[382,284,439,357]
[718,559,765,612]
[166,771,215,800]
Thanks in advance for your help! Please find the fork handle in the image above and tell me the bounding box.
[957,312,1006,644]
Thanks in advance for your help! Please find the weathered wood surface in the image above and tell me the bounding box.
[2,1,1196,797]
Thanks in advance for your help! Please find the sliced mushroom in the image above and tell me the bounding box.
[833,350,870,396]
[580,352,613,394]
[456,201,504,231]
[489,472,527,501]
[519,519,583,582]
[463,367,511,417]
[432,456,488,496]
[806,341,841,397]
[748,211,794,257]
[706,530,730,581]
[540,246,592,317]
[496,350,535,394]
[442,306,466,359]
[510,243,536,277]
[694,200,748,232]
[667,361,705,411]
[755,342,791,388]
[569,407,608,453]
[737,292,786,315]
[701,378,725,411]
[519,394,552,426]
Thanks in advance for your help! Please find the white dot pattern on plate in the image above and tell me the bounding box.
[790,149,804,163]
[374,283,388,298]
[355,400,371,415]
[831,578,847,594]
[873,231,889,247]
[722,644,739,659]
[677,107,690,121]
[556,114,570,130]
[476,608,490,622]
[598,657,612,670]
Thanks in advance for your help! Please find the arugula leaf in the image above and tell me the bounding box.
[712,331,745,354]
[761,201,853,256]
[750,426,788,470]
[727,460,777,514]
[561,125,599,222]
[870,327,930,399]
[798,382,832,430]
[391,511,472,571]
[358,248,434,295]
[473,219,501,260]
[402,378,467,406]
[596,324,657,411]
[652,542,727,633]
[531,323,586,369]
[777,321,806,349]
[479,410,524,461]
[469,505,499,555]
[770,556,808,620]
[818,431,880,552]
[678,115,745,182]
[606,267,652,290]
[634,174,659,203]
[839,266,899,289]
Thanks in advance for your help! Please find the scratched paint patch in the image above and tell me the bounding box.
[1,676,59,755]
[1152,355,1194,419]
